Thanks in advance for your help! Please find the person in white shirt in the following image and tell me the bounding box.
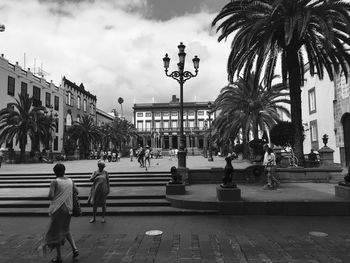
[263,147,279,189]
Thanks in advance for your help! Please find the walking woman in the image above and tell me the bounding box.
[263,147,280,189]
[89,160,110,223]
[45,163,79,262]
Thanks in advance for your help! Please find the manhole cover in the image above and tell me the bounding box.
[145,230,163,236]
[309,231,328,237]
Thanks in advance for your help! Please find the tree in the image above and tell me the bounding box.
[212,0,350,165]
[66,114,101,158]
[109,117,137,152]
[213,72,290,158]
[118,97,124,118]
[0,94,45,163]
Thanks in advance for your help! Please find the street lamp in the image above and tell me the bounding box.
[163,42,200,168]
[203,120,208,158]
[207,102,213,162]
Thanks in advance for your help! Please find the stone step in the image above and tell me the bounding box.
[0,206,219,216]
[0,174,171,180]
[0,181,168,188]
[0,177,171,183]
[0,199,171,208]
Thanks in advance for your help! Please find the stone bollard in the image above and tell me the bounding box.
[318,146,334,167]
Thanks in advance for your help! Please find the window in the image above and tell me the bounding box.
[310,120,318,142]
[77,96,81,109]
[163,112,169,117]
[189,120,194,128]
[154,112,161,117]
[137,112,143,117]
[7,76,15,96]
[163,121,169,129]
[137,121,143,130]
[188,111,195,116]
[308,88,316,114]
[55,119,59,133]
[198,110,204,116]
[171,111,178,116]
[83,99,87,112]
[146,121,151,130]
[198,119,204,129]
[145,112,151,117]
[67,92,72,106]
[172,120,178,128]
[54,96,59,111]
[54,136,58,151]
[21,82,27,96]
[310,120,319,150]
[33,86,41,106]
[90,104,93,114]
[98,121,101,127]
[45,92,51,107]
[155,121,161,129]
[66,113,72,126]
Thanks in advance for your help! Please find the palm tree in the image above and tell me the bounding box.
[213,72,290,158]
[0,94,45,163]
[118,97,124,118]
[109,117,137,151]
[212,0,350,164]
[66,114,101,158]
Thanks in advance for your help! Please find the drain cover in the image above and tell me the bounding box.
[145,230,163,236]
[309,231,328,237]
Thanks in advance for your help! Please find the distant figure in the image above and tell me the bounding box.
[221,153,236,188]
[263,148,280,189]
[138,146,145,167]
[308,149,319,167]
[129,148,134,162]
[175,148,178,159]
[44,163,79,262]
[88,160,110,223]
[107,149,112,162]
[169,166,182,184]
[145,146,151,167]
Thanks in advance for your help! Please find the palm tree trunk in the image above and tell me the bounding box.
[19,140,26,163]
[286,48,305,166]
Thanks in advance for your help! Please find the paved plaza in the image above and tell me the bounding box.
[0,157,349,262]
[1,215,350,262]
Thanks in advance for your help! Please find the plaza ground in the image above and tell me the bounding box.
[0,156,349,262]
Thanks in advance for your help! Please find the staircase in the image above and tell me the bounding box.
[0,171,218,215]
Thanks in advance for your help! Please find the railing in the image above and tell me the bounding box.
[137,127,206,132]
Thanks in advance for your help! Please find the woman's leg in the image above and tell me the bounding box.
[55,245,62,261]
[90,205,97,223]
[66,232,77,251]
[101,204,106,223]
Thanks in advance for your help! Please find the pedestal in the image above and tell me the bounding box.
[216,186,241,201]
[319,146,334,166]
[166,182,186,195]
[177,150,186,168]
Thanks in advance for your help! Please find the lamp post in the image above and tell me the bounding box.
[204,120,208,158]
[163,42,200,168]
[207,102,213,161]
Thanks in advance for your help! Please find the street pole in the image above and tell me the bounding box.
[207,102,213,161]
[163,43,200,169]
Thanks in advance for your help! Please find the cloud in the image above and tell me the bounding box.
[0,0,232,119]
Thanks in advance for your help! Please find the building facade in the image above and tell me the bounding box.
[0,54,64,159]
[133,95,215,153]
[333,70,350,166]
[301,64,340,163]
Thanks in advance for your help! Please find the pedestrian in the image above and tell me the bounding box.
[263,147,280,189]
[145,146,151,167]
[138,147,145,167]
[129,148,134,162]
[169,148,173,160]
[88,160,110,223]
[107,149,112,162]
[44,163,79,262]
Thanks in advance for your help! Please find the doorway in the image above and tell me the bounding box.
[342,113,350,167]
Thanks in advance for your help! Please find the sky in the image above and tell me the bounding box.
[0,0,232,120]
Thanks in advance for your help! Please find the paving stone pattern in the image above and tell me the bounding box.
[1,231,350,262]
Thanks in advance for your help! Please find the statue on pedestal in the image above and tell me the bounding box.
[169,166,182,184]
[220,153,236,188]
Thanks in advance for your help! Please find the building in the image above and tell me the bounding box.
[301,63,340,163]
[333,69,350,166]
[96,108,114,127]
[0,54,64,160]
[133,95,215,153]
